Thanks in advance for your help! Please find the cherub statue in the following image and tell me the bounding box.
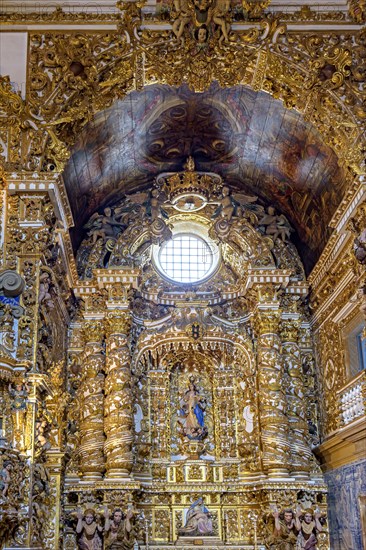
[172,0,191,43]
[258,206,293,242]
[193,24,210,51]
[354,227,366,264]
[124,190,168,223]
[212,0,231,44]
[212,186,258,221]
[39,272,54,308]
[0,460,13,499]
[84,208,126,244]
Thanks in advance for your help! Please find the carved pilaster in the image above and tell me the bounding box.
[281,317,312,478]
[78,320,105,480]
[150,369,170,461]
[0,168,6,269]
[104,311,133,478]
[254,307,290,476]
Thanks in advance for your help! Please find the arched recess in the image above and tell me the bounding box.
[131,334,258,471]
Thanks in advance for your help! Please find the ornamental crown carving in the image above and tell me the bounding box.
[156,156,223,212]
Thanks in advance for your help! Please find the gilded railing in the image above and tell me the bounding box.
[338,370,366,426]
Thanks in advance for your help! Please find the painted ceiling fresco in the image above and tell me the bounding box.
[63,84,346,272]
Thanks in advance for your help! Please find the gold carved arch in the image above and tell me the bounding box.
[0,11,365,178]
[132,331,255,375]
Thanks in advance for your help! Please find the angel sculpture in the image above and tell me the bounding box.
[84,207,126,244]
[123,190,169,223]
[172,0,191,43]
[212,0,231,44]
[212,186,259,221]
[258,206,293,242]
[38,272,54,308]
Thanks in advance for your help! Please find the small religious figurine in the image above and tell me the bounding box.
[172,0,190,43]
[295,507,323,550]
[84,208,126,244]
[104,506,135,550]
[38,272,54,308]
[9,381,29,451]
[9,382,28,412]
[212,186,258,221]
[267,505,298,549]
[76,508,103,550]
[0,460,13,499]
[212,0,231,44]
[179,377,208,440]
[191,25,210,54]
[178,497,213,537]
[354,226,366,264]
[258,206,293,242]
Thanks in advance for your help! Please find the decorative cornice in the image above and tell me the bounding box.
[315,416,366,471]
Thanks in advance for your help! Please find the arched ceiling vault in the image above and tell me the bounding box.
[2,19,365,275]
[64,84,346,273]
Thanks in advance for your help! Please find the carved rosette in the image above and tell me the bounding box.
[281,318,311,477]
[78,321,105,479]
[104,311,133,478]
[254,308,290,475]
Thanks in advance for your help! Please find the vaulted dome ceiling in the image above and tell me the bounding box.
[63,83,346,273]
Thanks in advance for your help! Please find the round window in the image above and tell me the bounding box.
[158,234,215,283]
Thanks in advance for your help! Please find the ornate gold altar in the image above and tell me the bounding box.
[0,0,365,548]
[0,160,332,549]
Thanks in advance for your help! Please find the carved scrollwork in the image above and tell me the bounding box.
[0,270,25,297]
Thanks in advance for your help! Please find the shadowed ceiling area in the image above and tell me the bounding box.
[63,83,346,273]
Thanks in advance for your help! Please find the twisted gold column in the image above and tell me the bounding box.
[78,321,105,480]
[281,318,312,478]
[104,312,133,479]
[255,309,290,477]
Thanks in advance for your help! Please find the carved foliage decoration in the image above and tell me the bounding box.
[316,320,345,436]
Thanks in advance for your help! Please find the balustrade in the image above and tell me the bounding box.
[338,370,366,426]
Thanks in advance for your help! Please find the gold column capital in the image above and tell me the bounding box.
[253,310,281,336]
[105,310,131,337]
[82,319,105,343]
[280,318,301,342]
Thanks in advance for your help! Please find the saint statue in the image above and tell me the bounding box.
[9,381,29,451]
[178,497,213,537]
[267,506,298,550]
[295,508,323,550]
[179,377,208,440]
[104,507,135,550]
[76,508,103,550]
